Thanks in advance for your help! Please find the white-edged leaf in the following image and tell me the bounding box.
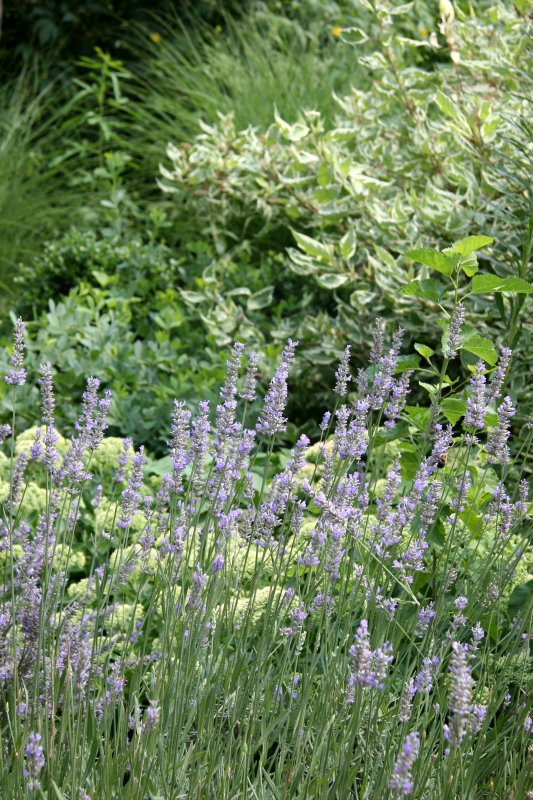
[340,229,357,260]
[291,229,335,264]
[247,286,274,311]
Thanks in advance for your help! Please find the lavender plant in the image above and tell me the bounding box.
[0,279,531,798]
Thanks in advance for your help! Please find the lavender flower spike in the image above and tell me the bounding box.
[487,347,512,403]
[444,642,472,750]
[240,351,260,402]
[0,423,12,445]
[464,362,487,430]
[334,345,351,397]
[5,316,27,385]
[486,395,515,465]
[24,732,45,792]
[39,362,55,425]
[346,620,394,701]
[256,339,298,437]
[389,732,420,797]
[444,302,465,359]
[370,317,384,364]
[117,446,146,529]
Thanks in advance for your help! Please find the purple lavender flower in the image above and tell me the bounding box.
[486,396,515,465]
[283,588,296,606]
[256,339,297,437]
[469,704,487,735]
[92,484,103,509]
[414,656,440,693]
[384,372,411,429]
[29,428,44,462]
[5,317,26,385]
[89,389,112,450]
[7,450,28,512]
[370,318,384,364]
[106,661,126,706]
[212,553,225,573]
[281,603,307,637]
[187,565,207,611]
[240,351,260,402]
[444,642,472,750]
[24,732,45,791]
[168,400,192,492]
[389,732,419,796]
[43,424,60,472]
[144,700,160,733]
[117,447,146,529]
[399,680,416,722]
[334,345,351,397]
[346,620,394,700]
[190,401,211,493]
[114,437,133,483]
[320,410,331,431]
[0,423,11,444]
[444,303,465,359]
[471,623,484,649]
[347,619,373,695]
[370,328,404,410]
[38,362,55,425]
[464,362,487,429]
[416,603,436,636]
[335,397,369,461]
[487,347,512,403]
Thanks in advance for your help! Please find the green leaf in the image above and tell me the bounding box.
[452,235,495,256]
[340,229,357,260]
[247,286,274,311]
[508,579,533,617]
[441,397,467,425]
[414,343,434,362]
[292,230,334,264]
[403,248,453,276]
[461,334,498,366]
[400,278,446,303]
[470,274,504,293]
[419,381,436,396]
[459,254,479,277]
[500,276,533,293]
[404,405,431,430]
[315,273,349,289]
[471,274,533,294]
[394,354,420,373]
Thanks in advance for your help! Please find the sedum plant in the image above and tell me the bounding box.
[0,243,531,798]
